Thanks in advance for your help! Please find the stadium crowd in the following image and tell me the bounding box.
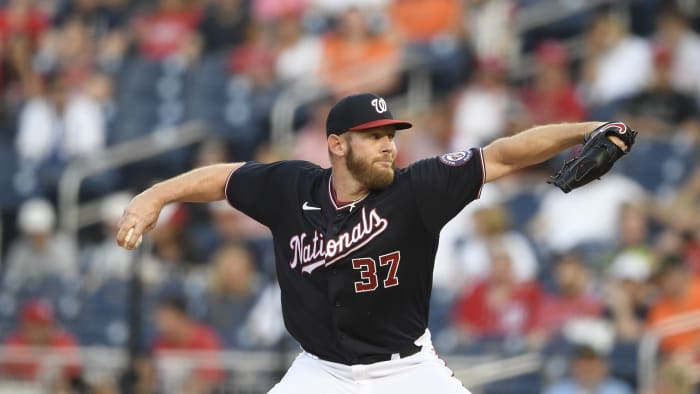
[0,0,699,392]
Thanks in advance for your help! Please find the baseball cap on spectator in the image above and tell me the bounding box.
[21,300,55,325]
[18,198,55,234]
[326,93,413,136]
[609,250,652,282]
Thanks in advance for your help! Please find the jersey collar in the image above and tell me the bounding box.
[328,175,369,211]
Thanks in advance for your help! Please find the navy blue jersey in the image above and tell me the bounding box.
[225,148,485,364]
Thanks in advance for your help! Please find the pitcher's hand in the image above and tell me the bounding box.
[116,191,163,249]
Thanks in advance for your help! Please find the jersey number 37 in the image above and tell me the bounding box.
[351,251,401,293]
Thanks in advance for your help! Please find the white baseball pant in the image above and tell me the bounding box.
[268,330,470,394]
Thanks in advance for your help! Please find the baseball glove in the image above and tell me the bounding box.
[547,122,637,193]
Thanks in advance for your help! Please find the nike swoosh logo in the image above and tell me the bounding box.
[302,202,321,211]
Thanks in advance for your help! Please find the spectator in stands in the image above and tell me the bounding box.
[132,0,202,62]
[15,73,68,166]
[309,0,387,16]
[647,255,700,358]
[150,202,200,270]
[81,192,164,290]
[389,0,469,90]
[543,344,633,394]
[520,41,587,125]
[604,250,653,341]
[207,200,271,245]
[15,71,110,194]
[253,0,307,23]
[153,295,224,394]
[0,0,49,47]
[36,17,96,89]
[530,173,646,253]
[0,300,81,389]
[198,0,251,54]
[398,100,453,165]
[465,0,518,68]
[655,5,700,100]
[451,244,542,346]
[2,198,77,290]
[651,161,700,272]
[536,252,602,343]
[292,98,332,167]
[204,243,266,348]
[274,10,321,84]
[390,0,463,44]
[451,57,514,150]
[451,205,538,292]
[54,0,131,33]
[319,7,400,97]
[580,11,653,118]
[616,43,700,138]
[0,31,35,112]
[615,203,653,254]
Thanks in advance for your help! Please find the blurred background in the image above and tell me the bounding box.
[0,0,699,393]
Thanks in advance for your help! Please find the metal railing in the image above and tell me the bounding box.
[638,311,700,392]
[57,122,208,239]
[515,0,631,33]
[454,352,543,389]
[0,346,497,393]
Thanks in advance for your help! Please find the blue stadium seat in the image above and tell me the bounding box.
[608,341,639,389]
[483,372,542,394]
[616,138,695,196]
[503,192,541,232]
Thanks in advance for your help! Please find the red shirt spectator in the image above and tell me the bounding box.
[452,251,542,337]
[453,280,542,337]
[153,296,224,387]
[520,41,586,125]
[0,1,48,45]
[133,0,201,61]
[535,253,603,336]
[0,300,80,381]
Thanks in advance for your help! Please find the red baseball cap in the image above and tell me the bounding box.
[21,300,55,325]
[326,93,413,136]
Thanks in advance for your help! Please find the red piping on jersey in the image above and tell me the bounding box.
[328,176,369,210]
[476,147,486,199]
[223,167,237,206]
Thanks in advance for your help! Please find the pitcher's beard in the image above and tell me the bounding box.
[346,147,395,190]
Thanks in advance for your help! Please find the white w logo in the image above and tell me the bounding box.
[371,98,388,113]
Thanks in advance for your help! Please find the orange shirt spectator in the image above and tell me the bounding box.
[1,300,81,382]
[320,8,400,97]
[389,0,464,43]
[647,256,700,354]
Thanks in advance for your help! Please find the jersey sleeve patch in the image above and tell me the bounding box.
[439,150,473,167]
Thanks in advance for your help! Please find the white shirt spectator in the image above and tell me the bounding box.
[451,85,511,151]
[532,174,646,252]
[16,98,62,162]
[16,93,106,163]
[587,36,653,104]
[669,32,700,98]
[276,36,322,83]
[63,94,107,158]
